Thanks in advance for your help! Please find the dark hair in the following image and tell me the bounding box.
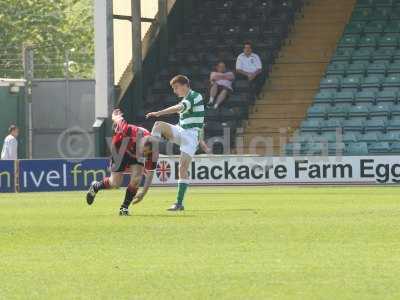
[8,125,17,134]
[244,41,253,47]
[170,75,190,86]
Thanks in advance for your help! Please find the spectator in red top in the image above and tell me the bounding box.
[86,109,159,216]
[208,61,235,109]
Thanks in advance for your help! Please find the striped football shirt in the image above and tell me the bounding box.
[179,90,205,130]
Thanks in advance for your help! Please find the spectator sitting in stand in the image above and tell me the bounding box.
[208,61,235,109]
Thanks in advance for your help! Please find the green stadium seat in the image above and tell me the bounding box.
[307,105,327,119]
[390,103,400,117]
[346,142,369,155]
[341,75,362,90]
[364,21,386,34]
[372,48,394,61]
[393,49,400,60]
[378,34,399,47]
[343,132,359,143]
[368,142,390,153]
[365,119,387,131]
[344,22,365,35]
[349,104,370,119]
[329,142,346,154]
[358,132,380,142]
[369,104,390,119]
[285,143,302,155]
[301,119,320,132]
[326,62,349,76]
[384,21,400,33]
[355,0,374,8]
[387,118,400,130]
[390,6,400,20]
[370,7,391,20]
[292,133,317,144]
[332,48,353,62]
[360,75,383,90]
[387,62,400,74]
[390,142,400,153]
[359,35,378,47]
[319,132,338,143]
[314,91,333,104]
[376,90,398,104]
[382,74,400,88]
[375,0,394,7]
[339,35,360,48]
[343,119,365,132]
[367,62,387,75]
[334,91,355,104]
[305,143,328,155]
[346,62,367,75]
[352,48,373,62]
[355,90,376,104]
[321,119,342,132]
[320,76,341,90]
[380,131,400,142]
[352,8,373,21]
[328,105,350,120]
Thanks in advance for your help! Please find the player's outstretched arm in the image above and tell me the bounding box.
[146,103,184,119]
[132,171,154,205]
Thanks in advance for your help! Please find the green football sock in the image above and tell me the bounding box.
[176,181,189,205]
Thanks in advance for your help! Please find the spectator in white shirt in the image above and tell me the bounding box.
[208,61,235,109]
[235,41,266,98]
[1,125,19,160]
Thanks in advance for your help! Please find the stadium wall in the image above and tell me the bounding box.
[1,156,400,193]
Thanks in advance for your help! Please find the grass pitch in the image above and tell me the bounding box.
[1,186,400,300]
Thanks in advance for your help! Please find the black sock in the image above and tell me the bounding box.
[93,178,110,192]
[121,184,138,209]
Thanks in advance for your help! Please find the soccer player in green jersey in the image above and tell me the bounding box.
[146,75,205,211]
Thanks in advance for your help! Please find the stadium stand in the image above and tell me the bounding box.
[286,0,400,155]
[135,0,304,154]
[241,0,357,154]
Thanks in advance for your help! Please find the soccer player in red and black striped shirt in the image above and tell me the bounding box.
[86,109,159,216]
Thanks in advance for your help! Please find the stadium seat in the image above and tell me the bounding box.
[364,119,387,131]
[314,91,334,104]
[359,35,378,47]
[355,0,374,8]
[334,91,355,105]
[355,90,376,104]
[358,132,379,142]
[352,48,373,62]
[346,62,367,75]
[351,8,373,21]
[372,48,394,61]
[368,141,390,153]
[387,62,400,74]
[387,118,400,130]
[339,35,360,48]
[349,104,369,120]
[376,90,398,104]
[332,48,354,62]
[384,21,400,33]
[320,76,341,90]
[382,74,400,88]
[343,119,365,132]
[390,103,400,118]
[378,34,399,47]
[341,75,362,90]
[307,105,327,119]
[360,75,383,90]
[326,62,349,76]
[344,22,366,35]
[346,142,369,155]
[390,141,400,153]
[367,62,387,75]
[328,142,346,154]
[321,119,343,132]
[305,142,328,155]
[343,132,359,143]
[369,104,390,120]
[380,131,400,142]
[328,105,350,120]
[301,119,321,132]
[364,21,386,34]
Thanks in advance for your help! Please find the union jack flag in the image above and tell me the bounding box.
[156,160,171,182]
